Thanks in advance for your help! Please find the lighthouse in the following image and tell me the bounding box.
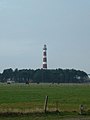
[43,44,47,69]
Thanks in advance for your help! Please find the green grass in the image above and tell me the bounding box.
[0,83,90,112]
[0,111,90,120]
[0,83,90,119]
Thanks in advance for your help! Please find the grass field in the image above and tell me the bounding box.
[0,83,90,119]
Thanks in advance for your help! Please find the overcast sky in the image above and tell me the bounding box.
[0,0,90,73]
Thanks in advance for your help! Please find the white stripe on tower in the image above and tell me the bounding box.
[43,44,47,69]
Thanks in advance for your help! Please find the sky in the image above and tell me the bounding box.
[0,0,90,73]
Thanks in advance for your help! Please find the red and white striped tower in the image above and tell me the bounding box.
[43,44,47,69]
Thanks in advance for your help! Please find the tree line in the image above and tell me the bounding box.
[0,68,89,83]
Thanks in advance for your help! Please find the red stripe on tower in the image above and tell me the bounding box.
[43,44,47,69]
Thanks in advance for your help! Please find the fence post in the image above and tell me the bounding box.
[44,96,48,113]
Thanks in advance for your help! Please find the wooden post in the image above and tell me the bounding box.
[44,96,48,113]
